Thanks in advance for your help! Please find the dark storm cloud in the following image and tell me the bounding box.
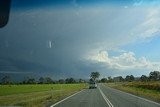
[1,0,160,81]
[0,6,146,79]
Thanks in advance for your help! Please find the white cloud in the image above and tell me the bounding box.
[87,50,160,71]
[132,7,160,39]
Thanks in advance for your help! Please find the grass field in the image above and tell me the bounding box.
[0,83,87,107]
[105,82,160,103]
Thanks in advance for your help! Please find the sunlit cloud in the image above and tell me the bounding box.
[87,50,160,71]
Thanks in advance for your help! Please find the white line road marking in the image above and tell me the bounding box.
[99,87,114,107]
[50,89,85,107]
[103,84,160,106]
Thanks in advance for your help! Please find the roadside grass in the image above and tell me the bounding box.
[0,84,69,96]
[105,82,160,103]
[0,83,87,107]
[123,81,160,91]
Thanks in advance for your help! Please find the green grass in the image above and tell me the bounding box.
[105,82,160,103]
[0,84,58,96]
[0,83,87,107]
[123,81,160,91]
[0,84,85,96]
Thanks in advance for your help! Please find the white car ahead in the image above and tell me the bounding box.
[89,82,97,89]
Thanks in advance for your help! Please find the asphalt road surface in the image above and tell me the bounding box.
[51,84,160,107]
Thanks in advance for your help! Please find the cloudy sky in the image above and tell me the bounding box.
[1,0,160,80]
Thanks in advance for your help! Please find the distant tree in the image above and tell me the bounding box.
[22,77,27,84]
[119,76,124,82]
[107,76,113,82]
[89,78,94,82]
[65,78,69,83]
[58,79,65,84]
[1,75,11,84]
[149,71,160,81]
[125,75,130,81]
[69,78,76,83]
[90,72,100,81]
[27,78,35,84]
[125,75,135,82]
[113,76,124,82]
[140,75,148,82]
[78,78,84,83]
[130,75,135,81]
[101,78,107,83]
[39,77,45,84]
[23,77,35,84]
[45,77,53,84]
[65,78,76,84]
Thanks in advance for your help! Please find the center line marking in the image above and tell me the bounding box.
[99,86,114,107]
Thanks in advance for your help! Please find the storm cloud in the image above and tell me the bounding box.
[1,1,160,80]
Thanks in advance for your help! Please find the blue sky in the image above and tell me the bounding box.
[121,35,160,61]
[1,0,160,80]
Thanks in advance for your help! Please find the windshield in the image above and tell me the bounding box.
[0,0,160,107]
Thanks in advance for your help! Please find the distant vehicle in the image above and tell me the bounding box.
[89,82,97,89]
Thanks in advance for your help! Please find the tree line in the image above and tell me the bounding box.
[1,71,160,84]
[0,76,86,85]
[100,71,160,83]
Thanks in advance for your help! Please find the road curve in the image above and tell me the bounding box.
[50,84,160,107]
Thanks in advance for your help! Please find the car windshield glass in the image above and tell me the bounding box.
[0,0,160,107]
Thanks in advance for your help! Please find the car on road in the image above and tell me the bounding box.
[89,82,98,89]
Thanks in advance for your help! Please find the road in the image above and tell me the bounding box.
[51,84,160,107]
